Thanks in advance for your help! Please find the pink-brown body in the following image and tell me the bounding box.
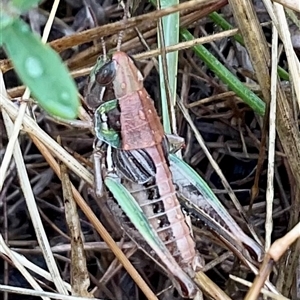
[111,51,203,297]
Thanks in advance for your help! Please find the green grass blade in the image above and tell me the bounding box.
[209,12,289,81]
[180,29,266,116]
[149,0,179,134]
[157,0,179,134]
[209,12,244,44]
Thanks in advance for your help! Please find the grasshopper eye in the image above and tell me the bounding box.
[96,61,116,86]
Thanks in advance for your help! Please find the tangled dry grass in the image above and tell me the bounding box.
[0,0,300,299]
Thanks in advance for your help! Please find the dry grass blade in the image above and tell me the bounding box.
[272,0,300,12]
[228,0,300,235]
[230,275,290,300]
[265,23,278,251]
[50,241,136,252]
[273,3,300,104]
[0,102,26,192]
[0,242,71,291]
[0,77,68,295]
[0,284,102,300]
[194,271,232,300]
[0,235,50,300]
[134,28,240,60]
[60,155,92,297]
[262,0,300,108]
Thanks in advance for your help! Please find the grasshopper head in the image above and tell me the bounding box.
[111,51,144,98]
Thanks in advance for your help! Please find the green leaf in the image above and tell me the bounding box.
[0,13,15,32]
[2,18,80,119]
[12,0,42,13]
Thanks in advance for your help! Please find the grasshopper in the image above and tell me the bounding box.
[91,52,203,298]
[83,50,264,298]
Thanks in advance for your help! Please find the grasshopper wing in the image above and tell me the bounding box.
[169,154,264,263]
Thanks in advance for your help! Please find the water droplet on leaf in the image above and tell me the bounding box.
[60,91,72,104]
[60,91,70,101]
[25,57,44,78]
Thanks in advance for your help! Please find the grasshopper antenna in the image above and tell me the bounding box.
[116,0,130,51]
[101,37,107,61]
[83,0,107,60]
[116,29,123,52]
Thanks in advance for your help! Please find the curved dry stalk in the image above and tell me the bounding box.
[60,159,92,297]
[245,222,300,299]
